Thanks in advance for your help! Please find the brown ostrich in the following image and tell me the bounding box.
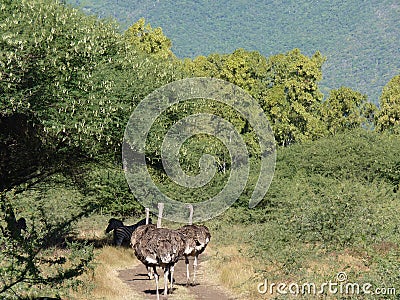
[177,204,211,286]
[131,203,185,300]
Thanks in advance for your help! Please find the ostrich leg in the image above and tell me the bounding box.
[193,255,198,285]
[185,256,190,286]
[164,267,170,296]
[153,266,160,300]
[170,265,175,292]
[147,266,153,279]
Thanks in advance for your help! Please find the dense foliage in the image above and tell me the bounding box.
[213,130,400,297]
[376,74,400,133]
[124,18,174,59]
[1,0,399,298]
[182,48,376,145]
[0,0,180,297]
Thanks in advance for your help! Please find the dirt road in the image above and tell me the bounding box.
[118,256,236,300]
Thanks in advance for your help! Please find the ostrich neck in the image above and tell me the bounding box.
[145,208,150,225]
[157,203,164,228]
[188,205,193,225]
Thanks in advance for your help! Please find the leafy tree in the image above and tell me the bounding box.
[182,55,220,78]
[183,48,341,146]
[321,86,377,134]
[1,0,182,157]
[183,48,267,99]
[0,0,183,296]
[125,18,174,59]
[0,0,122,155]
[260,49,327,145]
[376,74,400,133]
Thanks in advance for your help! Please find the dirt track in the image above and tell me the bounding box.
[118,256,236,300]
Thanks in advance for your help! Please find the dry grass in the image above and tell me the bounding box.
[71,215,143,300]
[94,246,140,299]
[72,246,142,300]
[204,244,261,299]
[203,241,375,300]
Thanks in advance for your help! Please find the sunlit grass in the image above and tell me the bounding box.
[71,216,142,300]
[204,244,258,299]
[72,246,142,300]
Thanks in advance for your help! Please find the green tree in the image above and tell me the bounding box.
[125,18,174,59]
[183,49,267,99]
[321,87,377,134]
[376,74,400,133]
[0,0,184,296]
[0,0,123,154]
[182,54,220,78]
[184,48,329,146]
[0,0,183,162]
[260,49,327,146]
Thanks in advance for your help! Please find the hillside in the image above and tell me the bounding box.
[66,0,400,103]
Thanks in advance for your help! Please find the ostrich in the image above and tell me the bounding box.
[131,221,157,280]
[177,204,211,286]
[131,203,185,300]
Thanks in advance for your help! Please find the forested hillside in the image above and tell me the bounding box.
[66,0,400,103]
